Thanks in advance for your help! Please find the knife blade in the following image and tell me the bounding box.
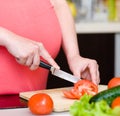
[39,61,80,83]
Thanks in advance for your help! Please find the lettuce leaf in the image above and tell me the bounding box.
[70,94,120,116]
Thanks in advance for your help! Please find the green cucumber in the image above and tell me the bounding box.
[89,85,120,106]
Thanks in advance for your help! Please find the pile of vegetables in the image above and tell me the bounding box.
[70,77,120,116]
[70,94,120,116]
[27,77,120,115]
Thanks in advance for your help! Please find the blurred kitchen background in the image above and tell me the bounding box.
[68,0,120,22]
[47,0,120,88]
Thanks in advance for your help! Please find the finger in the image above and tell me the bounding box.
[81,68,88,79]
[81,70,91,80]
[88,63,99,85]
[39,44,60,69]
[25,54,34,67]
[30,51,40,70]
[16,57,27,65]
[96,66,100,84]
[93,64,100,84]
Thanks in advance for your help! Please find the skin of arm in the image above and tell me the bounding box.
[50,0,100,85]
[0,27,59,70]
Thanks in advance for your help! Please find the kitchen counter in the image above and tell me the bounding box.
[0,94,70,116]
[0,108,70,116]
[0,85,107,115]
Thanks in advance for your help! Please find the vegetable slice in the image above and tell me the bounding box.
[74,79,98,95]
[63,79,98,99]
[62,89,77,99]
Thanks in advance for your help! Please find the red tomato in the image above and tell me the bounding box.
[62,89,77,99]
[63,79,98,99]
[71,88,83,99]
[74,79,98,94]
[111,97,120,109]
[28,93,53,115]
[108,77,120,89]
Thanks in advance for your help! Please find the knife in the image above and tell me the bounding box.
[39,61,80,83]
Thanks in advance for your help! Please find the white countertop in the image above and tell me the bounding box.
[0,108,70,116]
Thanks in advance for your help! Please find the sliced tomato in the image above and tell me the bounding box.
[62,90,76,99]
[62,79,98,99]
[74,79,98,95]
[71,88,82,99]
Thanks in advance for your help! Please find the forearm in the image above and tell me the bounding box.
[51,0,100,84]
[51,0,80,60]
[0,27,13,47]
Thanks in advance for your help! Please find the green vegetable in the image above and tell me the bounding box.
[70,94,120,116]
[89,85,120,106]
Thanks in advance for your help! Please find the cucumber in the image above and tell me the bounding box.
[89,85,120,106]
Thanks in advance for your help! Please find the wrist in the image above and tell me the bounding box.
[67,53,81,63]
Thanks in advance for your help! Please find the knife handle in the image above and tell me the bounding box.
[39,61,51,70]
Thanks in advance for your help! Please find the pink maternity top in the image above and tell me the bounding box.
[0,0,62,94]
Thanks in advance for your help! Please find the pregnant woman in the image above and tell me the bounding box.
[0,0,100,94]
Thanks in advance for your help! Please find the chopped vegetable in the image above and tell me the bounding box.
[63,79,98,99]
[70,94,120,116]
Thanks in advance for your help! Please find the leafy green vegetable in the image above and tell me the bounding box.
[70,94,120,116]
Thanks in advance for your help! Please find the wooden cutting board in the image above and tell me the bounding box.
[19,85,107,112]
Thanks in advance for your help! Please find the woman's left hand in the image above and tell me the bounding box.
[68,55,100,85]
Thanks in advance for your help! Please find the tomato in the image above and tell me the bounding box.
[71,88,83,99]
[62,89,77,99]
[108,77,120,89]
[74,79,98,94]
[28,93,53,115]
[63,79,98,99]
[111,97,120,109]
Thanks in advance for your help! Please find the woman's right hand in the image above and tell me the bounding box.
[0,27,59,70]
